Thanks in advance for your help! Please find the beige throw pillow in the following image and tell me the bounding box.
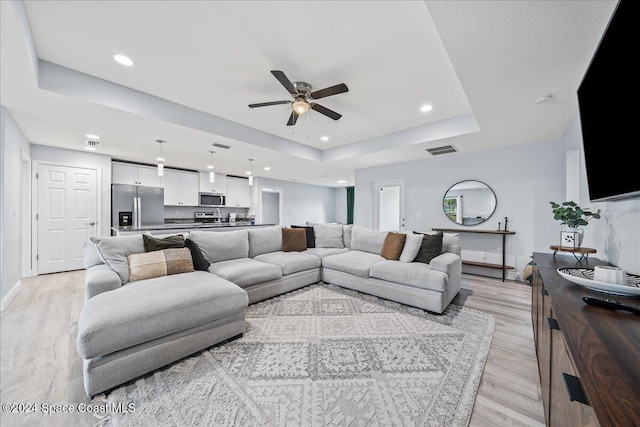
[128,248,194,282]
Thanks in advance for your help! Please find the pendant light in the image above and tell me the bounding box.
[156,140,166,176]
[207,150,216,183]
[247,158,254,186]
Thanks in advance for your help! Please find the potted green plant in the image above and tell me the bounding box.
[549,201,601,248]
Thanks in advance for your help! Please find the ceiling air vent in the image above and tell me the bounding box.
[426,145,457,155]
[212,143,231,150]
[85,140,102,150]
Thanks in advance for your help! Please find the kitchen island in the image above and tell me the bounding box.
[111,222,275,236]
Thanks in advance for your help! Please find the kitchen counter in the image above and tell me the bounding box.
[111,223,275,236]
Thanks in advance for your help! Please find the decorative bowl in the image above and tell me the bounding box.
[557,267,640,297]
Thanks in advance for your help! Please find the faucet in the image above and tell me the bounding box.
[215,208,221,224]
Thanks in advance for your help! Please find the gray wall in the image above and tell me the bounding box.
[334,187,348,224]
[355,139,564,279]
[30,144,112,238]
[561,114,640,274]
[0,107,31,299]
[261,191,280,225]
[251,177,338,226]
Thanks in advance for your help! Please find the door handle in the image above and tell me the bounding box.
[86,222,96,226]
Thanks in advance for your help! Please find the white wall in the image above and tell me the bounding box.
[261,191,280,225]
[30,144,112,237]
[251,177,337,226]
[355,139,564,279]
[1,107,31,299]
[561,114,640,274]
[334,187,348,224]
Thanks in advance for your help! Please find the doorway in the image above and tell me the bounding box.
[33,162,99,274]
[260,186,283,226]
[372,179,405,231]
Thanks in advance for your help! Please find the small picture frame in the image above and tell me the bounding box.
[561,230,579,249]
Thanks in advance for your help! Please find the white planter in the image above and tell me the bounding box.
[561,227,584,248]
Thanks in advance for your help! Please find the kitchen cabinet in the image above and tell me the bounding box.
[112,162,162,187]
[198,172,227,194]
[162,170,199,206]
[225,176,251,207]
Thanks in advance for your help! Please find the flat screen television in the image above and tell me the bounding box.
[577,0,638,202]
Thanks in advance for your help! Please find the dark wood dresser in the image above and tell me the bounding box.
[531,252,640,427]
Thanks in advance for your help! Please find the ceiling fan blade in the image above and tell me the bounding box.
[271,70,297,95]
[287,111,299,126]
[248,100,290,108]
[310,83,349,100]
[311,103,342,120]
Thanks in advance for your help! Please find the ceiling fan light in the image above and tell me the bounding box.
[292,100,310,114]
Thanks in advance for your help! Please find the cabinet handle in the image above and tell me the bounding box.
[562,373,589,405]
[541,289,549,296]
[547,317,560,330]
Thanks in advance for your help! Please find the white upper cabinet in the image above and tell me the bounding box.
[225,177,251,208]
[112,162,162,187]
[198,172,227,194]
[162,170,199,206]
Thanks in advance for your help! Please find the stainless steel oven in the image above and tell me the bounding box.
[199,193,226,207]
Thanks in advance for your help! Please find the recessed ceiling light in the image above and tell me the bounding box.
[85,134,100,140]
[337,180,347,184]
[320,136,329,142]
[85,146,97,151]
[113,54,134,66]
[264,167,271,171]
[420,105,433,113]
[246,171,252,175]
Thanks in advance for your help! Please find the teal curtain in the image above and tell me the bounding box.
[346,186,355,225]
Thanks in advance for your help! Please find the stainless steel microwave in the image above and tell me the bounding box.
[199,193,226,207]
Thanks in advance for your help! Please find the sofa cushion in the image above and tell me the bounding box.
[83,242,103,269]
[443,233,461,255]
[143,234,185,252]
[313,224,344,248]
[291,225,315,248]
[414,232,443,264]
[304,247,349,259]
[254,251,322,275]
[370,260,448,293]
[76,271,247,359]
[322,250,385,278]
[282,228,307,252]
[342,224,353,249]
[399,232,423,263]
[350,226,388,255]
[248,226,283,257]
[128,248,194,282]
[188,230,249,263]
[184,238,210,271]
[380,232,406,260]
[208,258,282,288]
[91,235,144,284]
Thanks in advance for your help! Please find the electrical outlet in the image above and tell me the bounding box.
[416,211,422,218]
[480,251,487,259]
[175,211,179,216]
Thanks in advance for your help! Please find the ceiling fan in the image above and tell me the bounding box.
[249,70,349,126]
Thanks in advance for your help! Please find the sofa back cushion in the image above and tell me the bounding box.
[313,223,344,248]
[91,235,144,284]
[442,233,461,255]
[342,224,353,249]
[351,226,388,255]
[83,241,104,269]
[188,229,249,263]
[128,248,194,282]
[248,226,283,257]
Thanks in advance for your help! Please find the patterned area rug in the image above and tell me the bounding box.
[103,283,494,426]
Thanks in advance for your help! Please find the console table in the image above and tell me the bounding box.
[432,228,515,281]
[531,252,640,426]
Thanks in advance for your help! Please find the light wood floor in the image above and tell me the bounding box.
[1,271,545,426]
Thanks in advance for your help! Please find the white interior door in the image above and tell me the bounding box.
[36,164,98,274]
[373,180,404,232]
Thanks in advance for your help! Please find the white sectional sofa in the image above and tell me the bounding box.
[78,224,461,397]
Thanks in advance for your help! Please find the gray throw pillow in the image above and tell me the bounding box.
[313,224,344,248]
[399,232,423,262]
[83,242,104,269]
[342,224,353,249]
[91,235,145,284]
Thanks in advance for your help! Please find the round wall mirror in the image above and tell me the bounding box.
[443,180,497,226]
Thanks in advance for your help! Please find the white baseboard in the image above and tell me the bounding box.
[1,280,22,312]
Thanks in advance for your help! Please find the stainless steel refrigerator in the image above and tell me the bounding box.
[112,184,165,230]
